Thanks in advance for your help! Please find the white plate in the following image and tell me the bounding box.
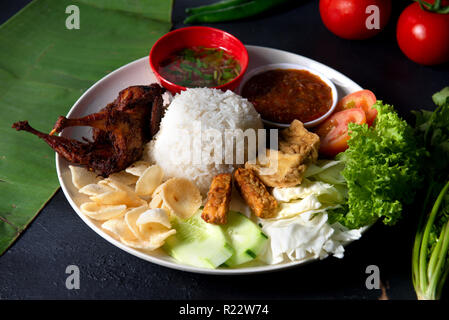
[57,45,363,275]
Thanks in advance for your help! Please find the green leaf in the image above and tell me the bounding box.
[0,0,172,255]
[432,87,449,108]
[332,102,425,229]
[414,88,449,177]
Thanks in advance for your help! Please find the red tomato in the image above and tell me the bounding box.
[315,108,366,157]
[336,90,377,126]
[396,1,449,65]
[319,0,392,40]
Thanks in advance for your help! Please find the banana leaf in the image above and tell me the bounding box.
[0,0,173,254]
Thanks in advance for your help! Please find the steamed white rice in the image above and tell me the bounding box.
[145,88,263,195]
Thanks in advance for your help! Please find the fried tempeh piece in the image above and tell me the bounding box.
[233,168,277,219]
[202,174,232,225]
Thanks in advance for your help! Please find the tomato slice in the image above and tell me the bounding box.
[315,108,366,157]
[335,90,377,126]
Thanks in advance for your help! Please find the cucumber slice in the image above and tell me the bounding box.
[222,211,268,267]
[163,210,234,269]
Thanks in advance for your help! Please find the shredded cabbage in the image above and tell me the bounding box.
[259,160,358,265]
[259,211,362,264]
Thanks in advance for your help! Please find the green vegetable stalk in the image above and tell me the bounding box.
[412,87,449,300]
[413,0,449,14]
[412,181,449,300]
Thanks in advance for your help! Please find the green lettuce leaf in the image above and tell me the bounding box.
[329,102,425,229]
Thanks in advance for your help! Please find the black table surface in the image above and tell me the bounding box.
[1,0,448,300]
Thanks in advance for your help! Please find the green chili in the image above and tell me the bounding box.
[186,0,250,15]
[184,0,291,24]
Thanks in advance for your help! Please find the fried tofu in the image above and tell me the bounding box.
[245,120,320,188]
[279,119,320,162]
[202,173,232,225]
[233,168,277,219]
[245,149,307,188]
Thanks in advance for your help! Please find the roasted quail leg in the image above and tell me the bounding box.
[12,84,165,176]
[12,120,114,168]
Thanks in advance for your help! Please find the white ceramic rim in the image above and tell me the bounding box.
[237,62,338,128]
[56,45,367,275]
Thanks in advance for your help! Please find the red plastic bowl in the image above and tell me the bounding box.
[149,26,248,94]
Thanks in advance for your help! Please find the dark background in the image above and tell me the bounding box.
[0,0,447,300]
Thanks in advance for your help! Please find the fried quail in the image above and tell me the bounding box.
[12,84,165,177]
